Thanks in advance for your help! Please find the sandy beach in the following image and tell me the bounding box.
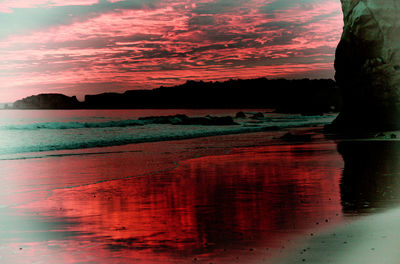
[2,106,399,263]
[0,127,350,263]
[275,207,400,264]
[274,139,400,264]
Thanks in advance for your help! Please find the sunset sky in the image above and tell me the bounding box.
[0,0,343,102]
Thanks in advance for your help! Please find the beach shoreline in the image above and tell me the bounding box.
[3,111,400,263]
[0,126,352,263]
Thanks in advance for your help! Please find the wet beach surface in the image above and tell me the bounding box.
[2,129,399,263]
[277,140,400,264]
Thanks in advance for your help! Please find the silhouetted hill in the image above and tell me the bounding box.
[13,94,81,109]
[12,78,342,113]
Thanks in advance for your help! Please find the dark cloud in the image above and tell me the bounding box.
[261,0,315,13]
[188,15,215,26]
[192,0,249,15]
[0,0,159,39]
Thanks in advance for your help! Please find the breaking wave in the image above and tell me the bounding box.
[0,112,337,158]
[1,119,145,130]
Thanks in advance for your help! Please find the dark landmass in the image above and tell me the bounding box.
[11,78,342,113]
[330,1,400,131]
[13,94,81,109]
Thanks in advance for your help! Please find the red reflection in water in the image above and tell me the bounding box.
[4,139,344,263]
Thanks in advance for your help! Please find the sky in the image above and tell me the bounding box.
[0,0,343,102]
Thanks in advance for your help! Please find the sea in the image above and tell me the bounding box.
[3,109,399,263]
[0,109,336,159]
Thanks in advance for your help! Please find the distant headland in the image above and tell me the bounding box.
[10,78,342,114]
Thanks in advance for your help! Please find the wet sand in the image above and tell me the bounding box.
[0,128,362,263]
[276,207,400,264]
[275,139,400,264]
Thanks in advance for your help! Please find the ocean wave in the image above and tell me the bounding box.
[1,114,238,130]
[0,113,337,159]
[0,125,273,157]
[1,119,145,130]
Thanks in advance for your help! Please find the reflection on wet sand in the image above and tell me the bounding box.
[1,140,345,263]
[339,141,400,213]
[277,140,400,264]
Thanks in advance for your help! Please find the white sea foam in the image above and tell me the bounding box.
[0,119,145,130]
[0,110,337,158]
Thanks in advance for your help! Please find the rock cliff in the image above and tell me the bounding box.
[12,79,341,111]
[13,94,81,109]
[331,0,400,131]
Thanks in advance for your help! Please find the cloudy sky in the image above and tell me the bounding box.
[0,0,343,102]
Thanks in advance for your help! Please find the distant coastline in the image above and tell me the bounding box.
[9,78,342,114]
[0,103,13,109]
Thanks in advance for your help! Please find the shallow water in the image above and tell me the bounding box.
[0,131,345,263]
[0,109,336,157]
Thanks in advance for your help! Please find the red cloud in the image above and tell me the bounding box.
[0,0,343,102]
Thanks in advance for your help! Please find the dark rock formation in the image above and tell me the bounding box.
[280,132,313,142]
[138,114,189,124]
[12,78,342,111]
[138,114,238,126]
[250,112,264,119]
[82,78,341,110]
[235,112,246,118]
[13,79,341,110]
[331,0,400,131]
[13,94,81,109]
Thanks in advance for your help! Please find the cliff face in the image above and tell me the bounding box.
[13,94,81,109]
[332,0,400,131]
[12,79,342,111]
